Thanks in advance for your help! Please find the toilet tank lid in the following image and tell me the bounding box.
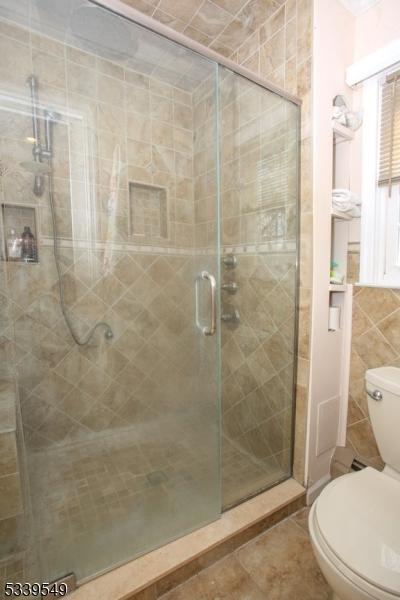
[365,366,400,395]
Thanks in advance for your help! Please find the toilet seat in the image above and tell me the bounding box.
[313,468,400,597]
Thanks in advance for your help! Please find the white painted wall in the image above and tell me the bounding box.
[354,0,400,60]
[307,0,356,494]
[348,0,400,245]
[307,0,400,496]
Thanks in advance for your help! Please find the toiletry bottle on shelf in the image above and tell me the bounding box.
[330,260,344,284]
[7,228,21,260]
[21,226,37,262]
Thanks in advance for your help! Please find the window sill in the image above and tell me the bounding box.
[355,281,400,289]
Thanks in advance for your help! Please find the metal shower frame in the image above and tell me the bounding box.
[89,0,303,478]
[90,0,301,107]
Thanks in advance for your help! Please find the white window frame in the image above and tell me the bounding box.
[359,68,400,288]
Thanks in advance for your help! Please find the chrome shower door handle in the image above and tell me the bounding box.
[196,271,217,336]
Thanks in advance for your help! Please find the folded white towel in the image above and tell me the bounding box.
[346,206,361,218]
[332,188,361,205]
[332,199,354,212]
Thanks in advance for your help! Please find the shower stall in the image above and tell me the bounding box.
[0,0,299,589]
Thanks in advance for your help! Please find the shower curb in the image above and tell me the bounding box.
[69,479,305,600]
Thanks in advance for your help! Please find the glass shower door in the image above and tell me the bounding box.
[0,0,220,584]
[219,68,299,508]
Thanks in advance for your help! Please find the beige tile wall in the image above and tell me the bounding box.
[0,20,208,452]
[131,0,313,485]
[0,380,24,569]
[214,0,313,486]
[346,249,383,465]
[0,15,220,576]
[124,0,300,62]
[347,284,400,467]
[209,70,297,507]
[0,0,313,572]
[0,92,26,570]
[141,0,313,482]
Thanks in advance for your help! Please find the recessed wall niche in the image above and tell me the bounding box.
[1,203,38,263]
[128,182,168,242]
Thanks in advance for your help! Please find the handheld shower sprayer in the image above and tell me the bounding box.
[24,75,113,346]
[26,75,45,196]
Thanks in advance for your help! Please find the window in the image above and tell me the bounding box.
[360,64,400,287]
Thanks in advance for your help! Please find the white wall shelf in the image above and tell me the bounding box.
[331,208,352,220]
[329,284,347,292]
[332,121,355,142]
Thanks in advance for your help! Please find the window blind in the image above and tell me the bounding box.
[378,70,400,194]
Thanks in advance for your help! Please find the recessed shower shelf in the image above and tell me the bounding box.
[1,203,38,263]
[329,284,347,292]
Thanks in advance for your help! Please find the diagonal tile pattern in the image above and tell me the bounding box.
[160,508,330,600]
[13,250,200,450]
[0,0,308,582]
[123,0,286,60]
[347,285,400,467]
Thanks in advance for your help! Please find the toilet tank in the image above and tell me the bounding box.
[365,367,400,471]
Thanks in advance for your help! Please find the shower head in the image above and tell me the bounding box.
[20,161,52,175]
[44,109,61,123]
[70,5,137,62]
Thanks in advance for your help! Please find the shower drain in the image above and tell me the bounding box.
[146,470,168,486]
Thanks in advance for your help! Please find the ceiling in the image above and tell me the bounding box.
[338,0,381,16]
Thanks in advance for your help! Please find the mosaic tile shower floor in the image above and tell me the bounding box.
[0,424,286,588]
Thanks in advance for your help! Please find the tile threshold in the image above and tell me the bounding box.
[69,478,305,600]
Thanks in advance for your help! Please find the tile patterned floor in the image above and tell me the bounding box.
[160,508,331,600]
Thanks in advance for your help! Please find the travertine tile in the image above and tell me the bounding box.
[122,0,155,16]
[190,1,231,38]
[352,301,374,337]
[347,419,380,459]
[211,0,249,15]
[66,61,97,98]
[32,49,66,90]
[2,0,313,575]
[157,0,199,23]
[377,308,400,353]
[152,9,186,32]
[160,509,327,600]
[237,518,329,600]
[353,327,396,369]
[0,433,18,476]
[356,286,399,324]
[0,474,23,520]
[346,285,400,464]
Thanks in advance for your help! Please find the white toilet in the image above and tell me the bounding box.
[309,366,400,600]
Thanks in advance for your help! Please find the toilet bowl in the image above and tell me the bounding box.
[309,367,400,600]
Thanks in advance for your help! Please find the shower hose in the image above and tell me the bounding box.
[47,159,113,346]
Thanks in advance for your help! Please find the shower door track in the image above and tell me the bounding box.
[90,0,302,107]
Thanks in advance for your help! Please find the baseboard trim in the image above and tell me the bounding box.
[306,474,331,504]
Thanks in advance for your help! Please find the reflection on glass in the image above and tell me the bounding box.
[219,68,298,509]
[0,0,299,587]
[0,0,220,583]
